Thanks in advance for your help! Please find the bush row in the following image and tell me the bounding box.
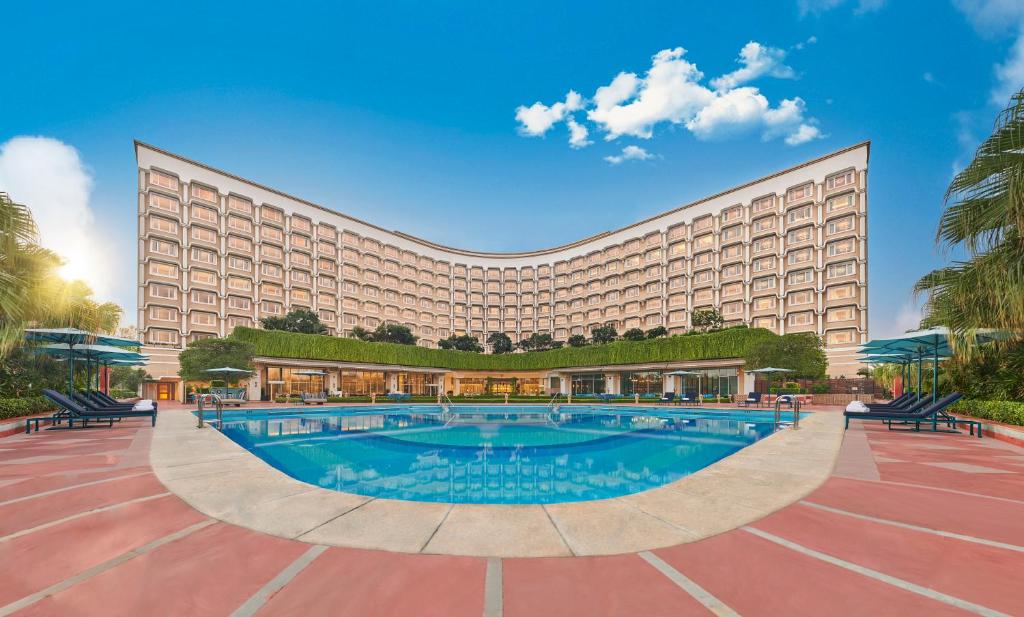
[231,326,777,371]
[950,399,1024,427]
[0,396,57,421]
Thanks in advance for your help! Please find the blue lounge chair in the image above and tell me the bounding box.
[386,392,411,402]
[29,389,157,433]
[658,392,675,404]
[844,392,980,437]
[738,392,762,408]
[73,391,135,411]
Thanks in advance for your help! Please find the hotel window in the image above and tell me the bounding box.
[752,216,775,233]
[753,296,776,310]
[787,248,813,265]
[341,231,359,246]
[292,234,312,250]
[318,258,336,273]
[787,205,812,225]
[261,301,283,315]
[753,316,775,329]
[365,301,381,314]
[147,329,178,345]
[227,236,251,252]
[827,307,856,322]
[789,290,815,306]
[668,260,685,273]
[291,217,312,233]
[827,215,856,235]
[826,170,855,190]
[149,238,178,257]
[752,276,776,291]
[227,216,252,234]
[191,205,217,224]
[190,247,216,266]
[694,289,713,303]
[149,216,178,235]
[722,282,742,297]
[191,269,216,286]
[645,249,661,262]
[787,226,813,244]
[623,302,640,314]
[722,302,742,316]
[228,277,252,292]
[262,226,283,243]
[149,283,177,300]
[228,256,251,272]
[788,269,814,285]
[191,226,216,243]
[149,170,179,191]
[292,252,312,268]
[827,330,856,345]
[318,242,336,257]
[191,289,216,306]
[149,306,177,322]
[645,313,663,325]
[827,284,857,301]
[752,195,775,214]
[292,289,311,303]
[228,316,252,329]
[149,193,180,214]
[722,225,742,241]
[722,264,743,278]
[263,284,283,298]
[826,193,856,213]
[261,263,283,279]
[261,207,284,223]
[788,312,814,327]
[668,242,686,257]
[753,256,776,272]
[227,196,252,216]
[318,309,335,322]
[625,286,640,298]
[694,252,713,267]
[605,290,620,302]
[191,184,217,203]
[786,183,814,203]
[693,216,713,232]
[693,235,713,251]
[341,314,358,325]
[723,205,742,222]
[669,310,686,323]
[318,276,336,289]
[693,270,713,284]
[646,281,661,293]
[722,244,743,259]
[228,296,251,310]
[292,270,312,285]
[342,297,359,310]
[827,260,856,279]
[149,262,178,279]
[827,238,856,257]
[752,237,775,254]
[191,311,217,326]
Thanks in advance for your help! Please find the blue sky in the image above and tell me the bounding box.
[1,0,1021,336]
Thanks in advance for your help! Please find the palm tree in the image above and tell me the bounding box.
[915,89,1024,352]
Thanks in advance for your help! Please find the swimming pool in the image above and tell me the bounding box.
[212,405,791,505]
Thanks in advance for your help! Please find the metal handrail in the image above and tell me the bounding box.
[196,393,224,429]
[773,396,801,431]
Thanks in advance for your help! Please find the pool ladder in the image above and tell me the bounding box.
[196,394,224,429]
[773,397,801,431]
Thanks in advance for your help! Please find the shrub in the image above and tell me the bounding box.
[0,396,57,420]
[811,383,830,394]
[109,389,138,399]
[950,399,1024,427]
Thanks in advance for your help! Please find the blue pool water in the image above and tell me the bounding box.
[211,405,789,505]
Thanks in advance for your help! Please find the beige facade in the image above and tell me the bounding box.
[136,141,869,379]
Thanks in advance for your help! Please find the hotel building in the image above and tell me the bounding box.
[136,141,869,401]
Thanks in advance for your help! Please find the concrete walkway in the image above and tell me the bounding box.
[0,409,1022,616]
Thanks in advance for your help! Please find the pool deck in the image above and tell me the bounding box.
[1,405,1022,616]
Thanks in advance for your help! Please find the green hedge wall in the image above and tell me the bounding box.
[0,396,57,421]
[230,326,777,371]
[951,399,1024,427]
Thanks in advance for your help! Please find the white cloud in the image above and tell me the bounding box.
[992,33,1024,103]
[793,35,818,50]
[566,117,591,149]
[784,123,824,145]
[710,42,796,91]
[685,88,822,145]
[604,145,654,165]
[0,136,112,295]
[923,71,935,83]
[514,90,584,136]
[953,1,1024,104]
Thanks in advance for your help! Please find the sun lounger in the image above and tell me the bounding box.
[659,392,676,404]
[29,389,157,433]
[738,392,762,408]
[301,392,327,405]
[73,391,135,411]
[844,392,979,436]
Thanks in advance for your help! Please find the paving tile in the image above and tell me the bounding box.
[503,554,712,617]
[423,504,571,557]
[543,498,696,555]
[0,466,150,503]
[298,499,451,552]
[0,473,165,536]
[254,547,486,617]
[0,495,205,606]
[16,522,308,617]
[654,528,971,616]
[751,503,1024,615]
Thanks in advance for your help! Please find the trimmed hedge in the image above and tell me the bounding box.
[0,396,57,421]
[230,326,776,371]
[950,399,1024,427]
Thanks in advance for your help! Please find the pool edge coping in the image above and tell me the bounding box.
[150,407,844,557]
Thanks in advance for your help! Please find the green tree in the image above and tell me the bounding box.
[487,332,513,354]
[622,328,646,341]
[0,348,65,397]
[691,309,724,333]
[438,334,483,352]
[590,325,618,344]
[370,323,418,345]
[350,326,373,341]
[178,338,255,382]
[646,326,668,339]
[744,332,827,379]
[518,332,556,351]
[109,366,150,393]
[260,308,328,335]
[915,89,1024,353]
[567,334,587,347]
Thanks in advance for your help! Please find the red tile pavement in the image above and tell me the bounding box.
[254,547,486,617]
[503,554,712,617]
[0,410,1020,616]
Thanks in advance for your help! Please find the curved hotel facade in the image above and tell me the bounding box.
[136,141,869,399]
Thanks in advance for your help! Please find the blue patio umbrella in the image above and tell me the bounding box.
[31,341,146,396]
[748,367,795,400]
